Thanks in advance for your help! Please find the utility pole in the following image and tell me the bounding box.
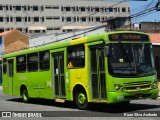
[129,17,132,31]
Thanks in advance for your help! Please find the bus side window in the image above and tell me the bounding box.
[3,58,7,74]
[16,55,26,72]
[39,51,50,70]
[27,53,38,71]
[67,44,85,68]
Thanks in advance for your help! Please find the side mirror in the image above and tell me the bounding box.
[104,46,109,56]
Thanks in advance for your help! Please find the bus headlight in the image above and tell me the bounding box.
[115,84,125,91]
[115,84,121,91]
[151,82,158,88]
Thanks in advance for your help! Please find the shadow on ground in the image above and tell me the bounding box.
[7,98,160,114]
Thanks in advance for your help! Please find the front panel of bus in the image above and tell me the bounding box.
[105,33,159,103]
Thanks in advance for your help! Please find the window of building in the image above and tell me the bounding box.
[6,5,8,10]
[15,6,21,11]
[39,51,50,70]
[25,28,28,33]
[25,17,27,22]
[0,17,3,22]
[0,28,4,32]
[16,17,22,22]
[81,17,86,22]
[17,28,22,31]
[10,5,12,10]
[88,17,90,22]
[62,17,64,22]
[109,7,113,12]
[76,6,79,11]
[47,27,53,30]
[74,17,76,22]
[45,5,52,9]
[122,7,126,12]
[16,55,26,72]
[23,6,27,11]
[77,17,79,22]
[0,5,3,10]
[53,6,59,9]
[34,17,39,22]
[41,5,44,11]
[91,7,93,12]
[81,7,85,12]
[28,17,31,22]
[72,6,75,11]
[3,58,7,74]
[54,27,60,30]
[10,17,13,22]
[67,44,85,68]
[41,17,44,22]
[61,6,64,11]
[53,16,60,20]
[7,17,9,22]
[66,7,71,11]
[95,7,99,12]
[33,5,38,11]
[96,17,100,22]
[128,7,130,12]
[46,16,53,20]
[87,6,90,12]
[114,8,117,12]
[66,17,71,22]
[28,6,30,11]
[118,7,120,12]
[27,53,38,71]
[34,30,40,33]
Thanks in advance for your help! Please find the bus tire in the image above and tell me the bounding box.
[75,90,88,110]
[21,88,29,103]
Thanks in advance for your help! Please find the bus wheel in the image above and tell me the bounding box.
[75,91,88,110]
[21,88,29,103]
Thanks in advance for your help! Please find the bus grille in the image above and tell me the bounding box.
[123,81,151,91]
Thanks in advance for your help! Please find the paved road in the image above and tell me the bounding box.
[0,89,160,120]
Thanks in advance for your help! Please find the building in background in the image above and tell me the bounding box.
[0,0,130,37]
[0,29,29,56]
[133,22,160,33]
[149,33,160,83]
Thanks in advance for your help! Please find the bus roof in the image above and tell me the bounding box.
[2,31,149,58]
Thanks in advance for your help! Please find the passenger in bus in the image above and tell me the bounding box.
[68,61,73,68]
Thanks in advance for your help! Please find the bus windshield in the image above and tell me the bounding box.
[108,43,156,77]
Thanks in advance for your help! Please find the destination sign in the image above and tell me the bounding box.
[108,33,149,42]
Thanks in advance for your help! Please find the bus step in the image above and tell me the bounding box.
[55,98,65,103]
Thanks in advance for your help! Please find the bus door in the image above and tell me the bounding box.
[7,59,14,95]
[90,46,107,100]
[52,51,66,99]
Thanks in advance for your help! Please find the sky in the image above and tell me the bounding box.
[130,0,160,22]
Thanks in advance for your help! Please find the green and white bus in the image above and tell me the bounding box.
[2,31,159,109]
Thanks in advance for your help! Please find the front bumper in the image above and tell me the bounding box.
[107,88,159,103]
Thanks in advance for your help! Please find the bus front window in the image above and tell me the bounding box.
[108,43,156,77]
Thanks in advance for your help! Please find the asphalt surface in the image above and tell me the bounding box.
[0,87,160,120]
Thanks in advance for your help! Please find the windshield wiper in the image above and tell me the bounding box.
[139,42,145,63]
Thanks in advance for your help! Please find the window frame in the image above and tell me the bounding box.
[27,52,39,72]
[3,58,7,74]
[39,51,50,71]
[67,44,85,69]
[16,55,27,73]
